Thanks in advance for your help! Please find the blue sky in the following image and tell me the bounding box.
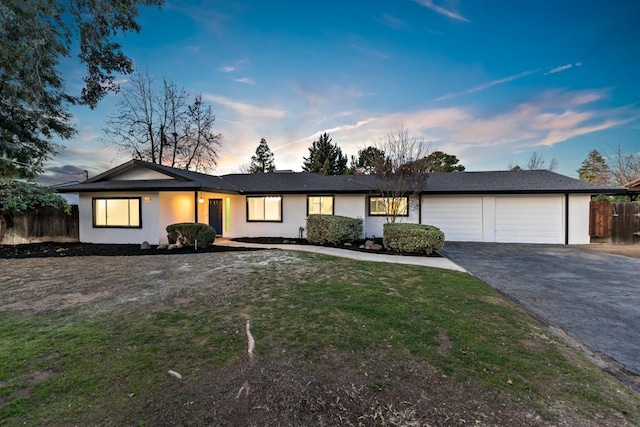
[47,0,640,183]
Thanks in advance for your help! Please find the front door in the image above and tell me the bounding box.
[208,199,223,235]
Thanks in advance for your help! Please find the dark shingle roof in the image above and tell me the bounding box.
[420,170,620,194]
[57,160,625,195]
[221,172,373,194]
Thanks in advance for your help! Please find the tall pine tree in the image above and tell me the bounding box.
[302,133,347,175]
[577,150,611,184]
[249,138,276,173]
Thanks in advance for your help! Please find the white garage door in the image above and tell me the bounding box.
[495,196,563,244]
[422,197,483,241]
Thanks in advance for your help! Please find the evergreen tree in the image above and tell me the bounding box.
[1,0,164,177]
[353,146,389,174]
[302,133,348,175]
[578,150,611,184]
[418,150,465,172]
[249,138,276,173]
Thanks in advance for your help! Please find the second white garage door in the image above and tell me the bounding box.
[494,196,563,244]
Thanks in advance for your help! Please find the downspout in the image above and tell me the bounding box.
[564,193,569,245]
[194,191,199,223]
[418,193,422,224]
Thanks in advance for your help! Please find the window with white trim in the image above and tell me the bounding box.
[368,196,408,216]
[247,196,282,222]
[93,197,141,227]
[307,196,334,215]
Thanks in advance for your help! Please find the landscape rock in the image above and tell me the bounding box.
[157,244,168,250]
[359,245,365,249]
[168,244,182,250]
[140,241,151,250]
[343,242,352,247]
[371,244,383,251]
[365,240,374,249]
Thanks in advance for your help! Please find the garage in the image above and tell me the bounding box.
[422,195,566,244]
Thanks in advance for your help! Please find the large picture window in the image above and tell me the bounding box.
[247,196,282,222]
[368,196,408,216]
[93,197,141,228]
[307,196,334,215]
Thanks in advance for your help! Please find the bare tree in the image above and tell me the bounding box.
[103,70,222,172]
[366,128,431,223]
[606,144,640,185]
[508,151,558,171]
[179,94,222,172]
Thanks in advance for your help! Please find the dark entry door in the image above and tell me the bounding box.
[208,199,223,235]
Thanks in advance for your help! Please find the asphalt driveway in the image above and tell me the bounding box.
[439,242,640,380]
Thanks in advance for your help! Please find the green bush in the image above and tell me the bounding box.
[166,223,216,247]
[306,214,362,245]
[383,223,445,255]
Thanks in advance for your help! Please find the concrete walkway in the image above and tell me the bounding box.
[215,239,467,272]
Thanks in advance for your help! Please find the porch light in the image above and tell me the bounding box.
[198,197,205,204]
[143,196,151,202]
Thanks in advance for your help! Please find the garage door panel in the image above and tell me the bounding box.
[495,197,563,244]
[423,197,483,241]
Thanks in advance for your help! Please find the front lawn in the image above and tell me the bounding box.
[1,250,638,425]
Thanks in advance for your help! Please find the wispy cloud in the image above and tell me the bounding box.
[350,44,390,59]
[202,94,286,119]
[219,59,250,73]
[437,69,539,101]
[232,77,255,85]
[374,14,407,30]
[413,0,470,22]
[544,62,582,75]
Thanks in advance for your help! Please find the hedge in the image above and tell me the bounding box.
[383,223,445,255]
[166,223,216,247]
[306,214,362,245]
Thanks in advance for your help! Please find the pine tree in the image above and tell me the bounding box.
[249,138,276,173]
[301,133,347,175]
[578,150,611,184]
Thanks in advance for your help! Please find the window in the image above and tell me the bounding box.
[368,196,408,216]
[93,197,141,228]
[307,196,334,215]
[247,196,282,222]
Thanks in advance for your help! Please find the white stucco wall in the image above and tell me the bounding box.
[158,192,198,243]
[364,195,421,238]
[79,192,160,244]
[220,194,369,239]
[222,195,307,239]
[112,168,172,180]
[568,194,591,244]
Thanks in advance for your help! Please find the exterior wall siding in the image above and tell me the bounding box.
[158,192,197,243]
[568,195,591,244]
[112,168,173,180]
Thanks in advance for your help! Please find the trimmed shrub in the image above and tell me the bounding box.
[383,223,445,255]
[306,214,363,245]
[166,223,216,247]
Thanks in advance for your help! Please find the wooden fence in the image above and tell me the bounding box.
[589,201,640,244]
[1,205,79,244]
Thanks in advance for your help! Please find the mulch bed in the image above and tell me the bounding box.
[0,242,263,259]
[1,238,441,259]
